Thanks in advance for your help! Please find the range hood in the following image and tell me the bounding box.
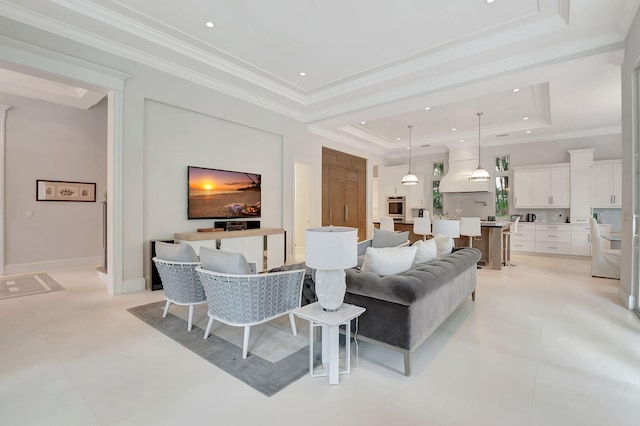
[439,146,492,193]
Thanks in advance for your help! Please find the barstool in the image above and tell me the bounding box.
[380,217,395,232]
[460,217,481,247]
[502,217,520,266]
[413,213,431,241]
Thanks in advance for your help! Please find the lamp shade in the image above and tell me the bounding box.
[305,227,358,270]
[432,219,460,238]
[413,216,431,236]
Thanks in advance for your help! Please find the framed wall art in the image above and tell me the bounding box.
[36,180,96,202]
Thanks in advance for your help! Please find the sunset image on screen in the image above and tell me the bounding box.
[188,167,261,219]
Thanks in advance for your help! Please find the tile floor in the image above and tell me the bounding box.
[1,254,639,426]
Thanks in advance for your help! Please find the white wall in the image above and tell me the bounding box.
[1,93,106,273]
[621,7,640,309]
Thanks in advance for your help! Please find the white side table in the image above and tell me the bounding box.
[294,302,366,385]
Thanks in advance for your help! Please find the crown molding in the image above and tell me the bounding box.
[48,0,306,103]
[483,125,622,148]
[306,13,568,103]
[0,2,305,121]
[305,36,625,123]
[307,125,388,157]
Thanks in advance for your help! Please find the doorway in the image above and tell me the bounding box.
[0,51,124,294]
[294,162,312,262]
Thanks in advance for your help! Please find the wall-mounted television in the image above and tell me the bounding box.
[188,166,261,219]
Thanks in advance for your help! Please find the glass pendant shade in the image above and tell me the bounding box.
[469,112,490,182]
[401,124,419,186]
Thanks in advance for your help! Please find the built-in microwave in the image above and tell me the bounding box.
[386,196,406,219]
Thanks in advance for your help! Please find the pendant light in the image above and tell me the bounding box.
[469,112,490,181]
[401,125,419,185]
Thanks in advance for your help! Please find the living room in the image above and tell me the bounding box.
[1,1,640,424]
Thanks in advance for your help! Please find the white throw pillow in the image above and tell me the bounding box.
[199,246,252,274]
[360,245,417,276]
[413,239,438,264]
[433,234,454,258]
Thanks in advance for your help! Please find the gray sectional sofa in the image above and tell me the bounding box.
[344,247,481,376]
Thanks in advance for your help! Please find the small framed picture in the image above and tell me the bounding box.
[36,180,96,202]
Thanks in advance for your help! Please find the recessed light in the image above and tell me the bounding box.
[360,121,366,125]
[299,72,306,76]
[205,21,214,28]
[424,107,431,111]
[396,137,401,140]
[460,139,465,143]
[512,88,520,92]
[523,117,529,120]
[406,147,411,150]
[486,0,496,3]
[452,128,457,131]
[526,130,532,134]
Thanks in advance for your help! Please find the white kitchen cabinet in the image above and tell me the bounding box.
[513,169,533,208]
[535,223,571,254]
[591,160,622,208]
[514,164,569,208]
[510,223,535,252]
[382,165,425,208]
[408,174,426,208]
[570,223,591,256]
[570,170,591,222]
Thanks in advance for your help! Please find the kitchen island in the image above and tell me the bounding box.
[373,219,510,270]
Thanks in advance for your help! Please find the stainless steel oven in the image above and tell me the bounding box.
[386,196,406,219]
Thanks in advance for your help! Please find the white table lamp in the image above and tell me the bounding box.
[306,226,358,311]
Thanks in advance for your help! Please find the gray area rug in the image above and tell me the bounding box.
[127,301,320,397]
[0,273,65,300]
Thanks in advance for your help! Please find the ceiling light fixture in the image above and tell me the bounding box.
[452,128,457,131]
[526,130,532,134]
[401,125,419,186]
[486,0,496,3]
[470,112,490,182]
[360,121,366,125]
[523,117,529,120]
[205,21,214,28]
[425,107,431,110]
[512,88,520,92]
[460,139,465,142]
[299,72,306,76]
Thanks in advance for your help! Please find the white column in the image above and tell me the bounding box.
[0,104,10,276]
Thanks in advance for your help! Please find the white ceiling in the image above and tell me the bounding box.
[0,0,637,157]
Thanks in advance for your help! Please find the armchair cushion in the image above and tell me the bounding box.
[361,245,418,276]
[372,228,410,248]
[200,246,252,274]
[155,241,199,262]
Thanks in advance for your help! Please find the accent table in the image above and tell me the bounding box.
[294,302,366,385]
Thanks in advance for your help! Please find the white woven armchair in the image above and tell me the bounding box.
[152,257,207,331]
[196,267,305,359]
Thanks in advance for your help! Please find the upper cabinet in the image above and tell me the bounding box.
[381,165,425,208]
[514,164,570,208]
[591,160,621,208]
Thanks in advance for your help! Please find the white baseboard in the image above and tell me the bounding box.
[617,285,635,310]
[122,277,146,294]
[4,256,102,276]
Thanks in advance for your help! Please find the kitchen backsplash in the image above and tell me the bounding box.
[512,208,570,223]
[593,208,622,232]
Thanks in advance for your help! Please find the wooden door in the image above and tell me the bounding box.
[322,148,366,241]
